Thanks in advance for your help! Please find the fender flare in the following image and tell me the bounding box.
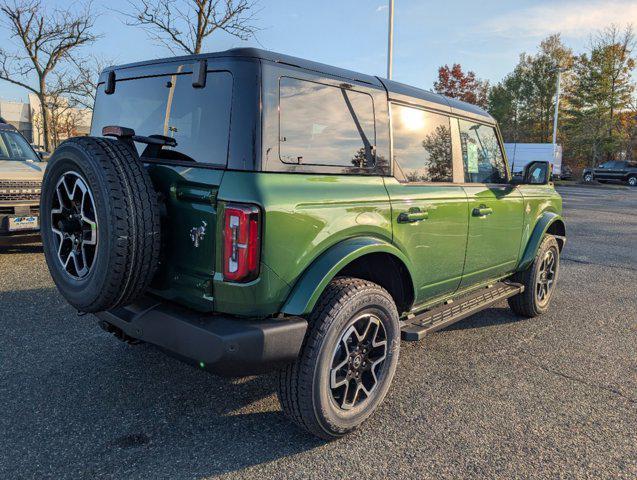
[517,212,566,271]
[280,237,415,316]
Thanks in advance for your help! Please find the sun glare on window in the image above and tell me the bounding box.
[398,106,426,131]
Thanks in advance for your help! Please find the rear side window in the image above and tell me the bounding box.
[391,104,452,182]
[279,77,375,168]
[91,71,233,166]
[458,119,507,183]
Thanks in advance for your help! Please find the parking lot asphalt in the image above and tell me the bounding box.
[1,186,635,480]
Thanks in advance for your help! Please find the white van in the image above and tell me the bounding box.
[505,143,562,177]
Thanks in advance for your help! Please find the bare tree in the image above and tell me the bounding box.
[0,0,98,151]
[125,0,259,55]
[68,55,114,111]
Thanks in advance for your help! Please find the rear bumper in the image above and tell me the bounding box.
[95,296,308,376]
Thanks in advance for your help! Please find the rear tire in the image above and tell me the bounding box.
[583,173,593,182]
[628,175,637,187]
[40,137,161,313]
[277,277,400,439]
[508,235,560,318]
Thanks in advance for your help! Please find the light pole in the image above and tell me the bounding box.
[552,68,562,145]
[387,0,394,79]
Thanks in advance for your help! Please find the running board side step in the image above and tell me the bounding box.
[400,282,524,341]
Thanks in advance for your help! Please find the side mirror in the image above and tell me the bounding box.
[516,161,551,185]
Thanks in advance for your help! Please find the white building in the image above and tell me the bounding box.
[0,94,91,149]
[0,99,32,140]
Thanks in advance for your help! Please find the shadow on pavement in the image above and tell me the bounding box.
[0,237,42,254]
[443,306,528,331]
[1,288,325,479]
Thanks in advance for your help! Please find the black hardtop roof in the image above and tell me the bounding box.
[105,47,493,121]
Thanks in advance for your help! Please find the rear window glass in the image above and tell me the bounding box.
[91,71,233,166]
[279,77,375,168]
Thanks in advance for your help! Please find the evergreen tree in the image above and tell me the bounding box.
[488,34,573,143]
[563,26,636,165]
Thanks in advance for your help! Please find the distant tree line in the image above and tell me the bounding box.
[0,0,634,168]
[434,26,636,169]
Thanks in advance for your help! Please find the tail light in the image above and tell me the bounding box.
[223,203,261,282]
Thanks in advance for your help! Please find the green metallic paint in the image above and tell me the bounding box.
[459,185,525,288]
[280,236,415,316]
[142,167,562,319]
[213,171,394,317]
[516,185,563,271]
[383,179,469,302]
[212,262,292,317]
[517,212,564,271]
[145,164,225,311]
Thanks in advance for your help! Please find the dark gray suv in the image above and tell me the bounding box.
[582,161,637,186]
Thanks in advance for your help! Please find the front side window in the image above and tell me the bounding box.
[391,104,452,182]
[458,119,507,183]
[91,71,233,166]
[0,130,39,161]
[279,77,375,168]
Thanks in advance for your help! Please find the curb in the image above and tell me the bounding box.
[554,182,630,191]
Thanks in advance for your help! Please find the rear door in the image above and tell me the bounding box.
[457,119,524,288]
[91,62,238,310]
[385,103,468,303]
[609,161,627,181]
[593,161,613,180]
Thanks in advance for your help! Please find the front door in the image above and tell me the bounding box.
[456,119,524,288]
[386,104,468,304]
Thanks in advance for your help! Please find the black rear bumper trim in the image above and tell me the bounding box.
[95,297,307,376]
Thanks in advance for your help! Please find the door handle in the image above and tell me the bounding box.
[472,206,493,217]
[398,208,429,223]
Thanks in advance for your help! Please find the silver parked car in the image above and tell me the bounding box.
[0,121,46,237]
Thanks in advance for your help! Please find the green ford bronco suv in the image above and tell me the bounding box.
[40,48,565,439]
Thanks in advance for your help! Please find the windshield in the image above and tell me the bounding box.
[0,130,39,161]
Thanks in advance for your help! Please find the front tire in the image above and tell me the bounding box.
[277,277,400,439]
[628,175,637,187]
[508,235,560,318]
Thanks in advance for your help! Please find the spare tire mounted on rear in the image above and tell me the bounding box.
[40,137,161,313]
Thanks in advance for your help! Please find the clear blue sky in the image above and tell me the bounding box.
[0,0,635,102]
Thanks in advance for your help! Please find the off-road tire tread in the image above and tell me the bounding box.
[508,235,559,318]
[46,137,160,312]
[277,277,394,439]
